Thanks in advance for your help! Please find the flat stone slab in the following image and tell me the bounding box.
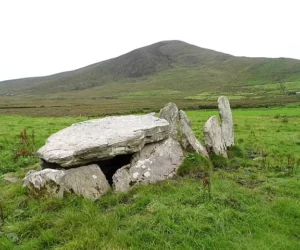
[38,114,170,168]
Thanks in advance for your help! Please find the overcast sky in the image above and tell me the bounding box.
[0,0,299,81]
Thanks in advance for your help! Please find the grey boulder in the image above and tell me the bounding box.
[38,114,170,168]
[179,110,208,157]
[112,138,184,192]
[159,103,179,140]
[23,164,110,200]
[203,116,227,157]
[129,137,184,184]
[218,96,234,147]
[112,165,131,193]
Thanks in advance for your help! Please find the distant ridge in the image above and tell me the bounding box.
[0,41,233,93]
[0,40,300,116]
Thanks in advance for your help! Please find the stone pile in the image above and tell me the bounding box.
[23,96,234,200]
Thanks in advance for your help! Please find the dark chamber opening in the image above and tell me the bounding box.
[96,154,133,186]
[40,159,62,170]
[40,154,134,186]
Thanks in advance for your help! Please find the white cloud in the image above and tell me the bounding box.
[0,0,299,81]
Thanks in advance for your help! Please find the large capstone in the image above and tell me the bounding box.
[159,102,179,140]
[23,164,110,200]
[112,138,184,192]
[38,114,170,168]
[179,110,208,157]
[203,116,227,157]
[218,96,234,147]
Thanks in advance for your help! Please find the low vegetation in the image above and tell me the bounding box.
[227,145,247,159]
[210,153,229,170]
[177,153,212,178]
[1,107,300,249]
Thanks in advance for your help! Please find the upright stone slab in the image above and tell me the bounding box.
[179,110,208,157]
[203,116,227,157]
[38,114,170,168]
[159,103,179,140]
[218,96,234,147]
[112,138,184,192]
[23,164,110,200]
[179,110,192,127]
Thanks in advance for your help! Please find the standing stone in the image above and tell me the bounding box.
[218,96,234,147]
[159,103,179,140]
[179,110,192,127]
[23,164,110,200]
[112,138,184,192]
[203,116,227,157]
[38,114,170,168]
[179,110,208,157]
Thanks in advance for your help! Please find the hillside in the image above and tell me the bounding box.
[1,40,300,116]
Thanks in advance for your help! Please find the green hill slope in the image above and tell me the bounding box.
[1,40,300,116]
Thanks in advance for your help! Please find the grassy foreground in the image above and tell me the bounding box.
[1,107,300,249]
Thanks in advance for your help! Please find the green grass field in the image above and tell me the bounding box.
[1,107,300,249]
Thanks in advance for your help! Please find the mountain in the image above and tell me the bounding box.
[1,40,300,116]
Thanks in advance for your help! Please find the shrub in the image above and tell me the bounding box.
[229,157,244,169]
[210,153,229,169]
[281,117,289,124]
[227,145,247,159]
[229,157,260,169]
[14,129,36,159]
[0,199,4,226]
[177,153,212,178]
[237,138,244,144]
